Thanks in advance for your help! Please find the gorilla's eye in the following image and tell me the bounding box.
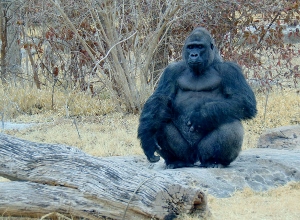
[187,44,204,49]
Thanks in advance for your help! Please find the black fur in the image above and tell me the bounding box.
[138,27,257,168]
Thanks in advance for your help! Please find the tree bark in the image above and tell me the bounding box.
[0,3,8,84]
[0,133,207,220]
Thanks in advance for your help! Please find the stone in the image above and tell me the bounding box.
[117,147,300,198]
[117,125,300,198]
[257,125,300,150]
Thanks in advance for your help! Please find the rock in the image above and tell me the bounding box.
[1,122,37,130]
[115,147,300,198]
[116,125,300,198]
[257,125,300,150]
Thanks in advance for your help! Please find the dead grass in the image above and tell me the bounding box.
[0,86,300,220]
[0,84,115,120]
[3,113,143,157]
[3,87,299,155]
[242,88,300,149]
[207,181,300,220]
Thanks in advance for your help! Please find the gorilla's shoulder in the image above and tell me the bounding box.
[213,61,243,78]
[159,61,187,81]
[213,61,241,70]
[166,61,187,72]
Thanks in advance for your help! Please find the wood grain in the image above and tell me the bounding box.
[0,133,207,219]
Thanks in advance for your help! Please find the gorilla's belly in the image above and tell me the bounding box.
[173,114,203,146]
[173,91,222,146]
[173,95,205,146]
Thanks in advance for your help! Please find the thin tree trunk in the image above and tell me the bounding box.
[0,3,8,84]
[21,26,41,89]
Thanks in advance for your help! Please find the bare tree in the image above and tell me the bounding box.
[3,0,299,113]
[0,0,22,85]
[16,0,183,113]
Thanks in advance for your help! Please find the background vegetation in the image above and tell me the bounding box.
[1,0,300,219]
[0,0,299,116]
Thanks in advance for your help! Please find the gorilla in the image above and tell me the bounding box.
[138,27,257,169]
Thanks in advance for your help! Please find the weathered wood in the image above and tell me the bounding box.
[0,133,207,220]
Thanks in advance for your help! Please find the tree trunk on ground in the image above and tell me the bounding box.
[0,133,208,220]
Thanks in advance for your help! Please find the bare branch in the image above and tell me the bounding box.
[92,31,137,72]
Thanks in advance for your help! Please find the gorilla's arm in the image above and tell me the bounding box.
[138,63,183,162]
[138,95,173,162]
[189,62,257,131]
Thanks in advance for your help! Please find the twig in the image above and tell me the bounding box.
[1,112,4,130]
[91,31,137,72]
[73,118,81,140]
[256,12,281,49]
[64,99,69,118]
[263,89,269,123]
[122,176,157,220]
[40,212,72,220]
[51,78,57,110]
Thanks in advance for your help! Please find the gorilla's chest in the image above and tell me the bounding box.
[175,70,223,110]
[173,70,223,145]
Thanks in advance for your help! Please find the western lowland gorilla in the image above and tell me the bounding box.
[138,27,257,169]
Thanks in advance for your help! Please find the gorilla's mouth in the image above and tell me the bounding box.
[188,61,203,66]
[188,61,204,70]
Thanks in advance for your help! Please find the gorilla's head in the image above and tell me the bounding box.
[183,27,221,73]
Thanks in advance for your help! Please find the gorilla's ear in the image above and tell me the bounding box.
[210,43,214,50]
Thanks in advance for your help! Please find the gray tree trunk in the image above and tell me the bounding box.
[0,0,22,85]
[0,133,208,220]
[0,1,8,84]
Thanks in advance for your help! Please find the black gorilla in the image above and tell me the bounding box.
[138,27,257,169]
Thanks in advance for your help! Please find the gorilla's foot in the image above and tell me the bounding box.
[147,155,160,163]
[199,163,226,168]
[165,161,195,169]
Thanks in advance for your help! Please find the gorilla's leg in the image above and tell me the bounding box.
[197,120,244,168]
[157,123,198,169]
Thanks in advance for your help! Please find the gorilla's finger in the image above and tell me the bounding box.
[155,142,162,150]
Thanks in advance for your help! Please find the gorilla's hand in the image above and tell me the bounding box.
[145,139,162,163]
[187,108,215,132]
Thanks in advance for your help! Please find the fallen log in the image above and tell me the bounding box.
[0,133,207,220]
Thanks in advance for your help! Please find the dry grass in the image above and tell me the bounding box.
[207,181,300,220]
[0,84,115,119]
[4,113,143,157]
[3,87,299,155]
[242,88,300,149]
[0,85,300,220]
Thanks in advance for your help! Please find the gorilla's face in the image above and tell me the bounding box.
[183,28,215,73]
